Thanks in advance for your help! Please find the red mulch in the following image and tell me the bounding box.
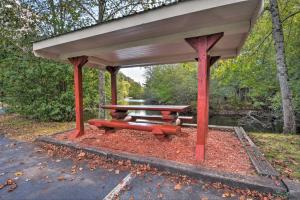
[54,126,256,176]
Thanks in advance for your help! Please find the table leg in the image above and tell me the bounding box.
[160,111,177,124]
[110,109,128,120]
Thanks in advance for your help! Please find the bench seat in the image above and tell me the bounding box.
[128,114,193,123]
[88,119,180,135]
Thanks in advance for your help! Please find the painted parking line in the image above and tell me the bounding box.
[103,172,135,200]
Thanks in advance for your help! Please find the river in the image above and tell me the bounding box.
[123,98,283,133]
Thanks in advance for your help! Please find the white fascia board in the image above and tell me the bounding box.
[57,21,250,60]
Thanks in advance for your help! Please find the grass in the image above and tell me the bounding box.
[249,132,300,181]
[0,114,75,141]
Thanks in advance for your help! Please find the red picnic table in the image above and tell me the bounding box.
[88,104,192,135]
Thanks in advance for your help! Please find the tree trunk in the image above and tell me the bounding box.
[98,69,106,118]
[97,0,106,119]
[269,0,296,133]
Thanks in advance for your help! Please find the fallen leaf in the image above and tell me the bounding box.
[201,197,208,200]
[57,176,65,181]
[6,179,14,185]
[14,171,23,176]
[118,161,124,165]
[239,196,246,200]
[47,150,53,156]
[8,183,17,192]
[176,150,180,154]
[174,183,182,190]
[126,160,132,166]
[78,152,86,158]
[222,192,230,198]
[157,193,163,198]
[115,170,120,174]
[274,180,280,186]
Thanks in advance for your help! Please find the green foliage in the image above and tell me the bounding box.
[144,63,198,113]
[143,1,300,126]
[1,52,75,121]
[211,0,300,118]
[120,74,144,99]
[0,0,144,121]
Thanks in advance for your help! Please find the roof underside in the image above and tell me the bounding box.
[33,0,263,68]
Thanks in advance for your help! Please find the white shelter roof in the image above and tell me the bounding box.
[33,0,263,68]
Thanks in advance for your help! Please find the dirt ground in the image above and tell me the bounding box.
[0,114,74,141]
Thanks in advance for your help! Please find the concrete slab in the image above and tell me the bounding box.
[283,179,300,200]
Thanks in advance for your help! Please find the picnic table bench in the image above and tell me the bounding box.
[88,105,192,136]
[128,114,193,124]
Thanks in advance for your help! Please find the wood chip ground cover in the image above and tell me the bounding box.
[55,126,255,175]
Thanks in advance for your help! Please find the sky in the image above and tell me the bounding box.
[120,67,147,85]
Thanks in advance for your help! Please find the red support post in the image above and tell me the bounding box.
[68,56,88,138]
[186,33,223,161]
[106,66,120,105]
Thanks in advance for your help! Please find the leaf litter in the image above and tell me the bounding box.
[37,142,287,200]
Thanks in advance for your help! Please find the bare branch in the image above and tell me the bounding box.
[251,10,300,55]
[75,1,98,23]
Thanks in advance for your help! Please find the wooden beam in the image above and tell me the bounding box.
[185,32,223,52]
[68,56,88,138]
[196,37,209,161]
[209,56,221,66]
[106,66,120,105]
[185,33,223,161]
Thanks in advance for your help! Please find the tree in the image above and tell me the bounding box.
[1,0,143,121]
[144,64,198,114]
[74,0,176,118]
[269,0,296,133]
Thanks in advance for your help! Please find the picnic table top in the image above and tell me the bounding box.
[101,105,190,112]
